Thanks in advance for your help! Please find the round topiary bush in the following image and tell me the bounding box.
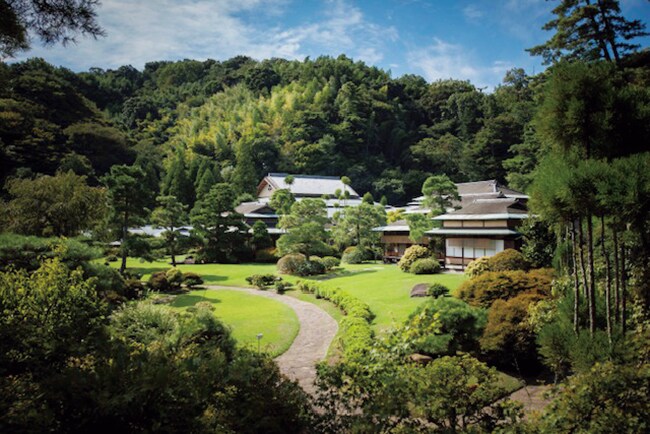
[488,249,530,272]
[397,245,432,272]
[342,247,366,264]
[322,256,340,271]
[410,258,441,274]
[465,256,492,277]
[277,253,307,275]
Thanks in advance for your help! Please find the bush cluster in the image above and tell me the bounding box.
[296,280,374,361]
[322,256,340,271]
[456,268,554,309]
[465,249,530,277]
[277,254,329,276]
[397,245,432,272]
[148,268,204,292]
[245,274,278,289]
[410,258,441,274]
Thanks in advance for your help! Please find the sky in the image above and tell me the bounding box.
[15,0,650,89]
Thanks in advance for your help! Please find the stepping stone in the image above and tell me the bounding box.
[410,283,429,297]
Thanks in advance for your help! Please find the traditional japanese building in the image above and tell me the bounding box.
[235,173,364,235]
[426,197,529,269]
[374,180,529,267]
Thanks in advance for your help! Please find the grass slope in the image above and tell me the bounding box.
[170,288,299,357]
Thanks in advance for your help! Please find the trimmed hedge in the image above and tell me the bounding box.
[295,280,374,361]
[465,249,530,278]
[427,283,450,298]
[245,274,278,289]
[410,258,441,274]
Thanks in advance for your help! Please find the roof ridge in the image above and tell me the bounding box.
[267,172,342,180]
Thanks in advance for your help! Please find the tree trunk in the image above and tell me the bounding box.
[621,240,627,335]
[585,0,613,62]
[613,228,620,323]
[120,211,129,274]
[571,221,580,332]
[578,218,589,301]
[595,0,621,63]
[601,216,612,342]
[586,214,596,335]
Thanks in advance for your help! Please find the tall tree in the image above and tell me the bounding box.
[161,149,194,207]
[2,171,106,237]
[190,183,245,263]
[331,203,386,252]
[102,165,150,273]
[421,174,459,215]
[0,0,105,58]
[528,0,648,64]
[276,199,330,257]
[150,195,188,267]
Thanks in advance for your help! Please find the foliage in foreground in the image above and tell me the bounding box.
[316,354,522,433]
[0,256,314,433]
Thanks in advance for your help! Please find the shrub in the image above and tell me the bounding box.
[296,280,317,294]
[456,268,554,309]
[182,272,203,288]
[427,283,450,298]
[165,268,184,289]
[277,254,307,275]
[274,280,291,294]
[397,245,431,272]
[480,292,546,371]
[341,246,366,264]
[124,278,146,300]
[255,247,278,263]
[465,256,491,277]
[488,249,530,272]
[322,256,340,271]
[410,258,441,274]
[395,297,486,357]
[106,254,118,262]
[296,259,325,276]
[245,274,278,289]
[148,271,171,292]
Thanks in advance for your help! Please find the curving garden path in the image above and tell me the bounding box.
[206,286,338,395]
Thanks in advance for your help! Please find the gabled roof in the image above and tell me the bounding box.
[433,198,529,221]
[258,173,360,199]
[235,201,276,215]
[372,219,410,232]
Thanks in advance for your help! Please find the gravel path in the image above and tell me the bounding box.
[508,385,553,416]
[206,286,338,395]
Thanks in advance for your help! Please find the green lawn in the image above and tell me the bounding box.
[113,258,466,333]
[169,288,299,357]
[302,263,467,332]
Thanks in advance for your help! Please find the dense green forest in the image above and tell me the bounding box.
[2,0,650,432]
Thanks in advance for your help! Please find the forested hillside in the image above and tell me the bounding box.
[2,55,549,205]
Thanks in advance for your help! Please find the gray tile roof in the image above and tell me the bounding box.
[262,173,360,198]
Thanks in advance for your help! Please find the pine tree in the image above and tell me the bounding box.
[161,149,195,207]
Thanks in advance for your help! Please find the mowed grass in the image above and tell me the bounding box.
[169,288,299,357]
[302,263,467,333]
[113,258,466,334]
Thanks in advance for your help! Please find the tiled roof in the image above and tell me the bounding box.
[234,201,276,215]
[261,173,360,198]
[448,198,528,215]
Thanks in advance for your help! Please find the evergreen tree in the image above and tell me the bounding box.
[528,0,648,64]
[151,195,188,267]
[161,149,194,207]
[102,165,150,273]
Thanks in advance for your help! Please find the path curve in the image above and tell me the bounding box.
[206,286,338,395]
